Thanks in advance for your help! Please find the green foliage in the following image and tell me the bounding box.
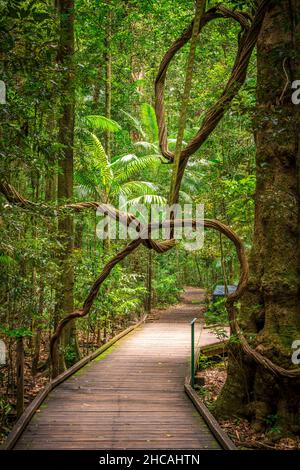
[0,254,16,266]
[112,154,160,180]
[264,414,282,436]
[85,115,121,133]
[64,345,77,369]
[204,298,229,326]
[76,111,161,204]
[197,354,215,370]
[0,326,32,338]
[84,131,112,188]
[0,398,12,433]
[140,103,158,143]
[153,271,182,306]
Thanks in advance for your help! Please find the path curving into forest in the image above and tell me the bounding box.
[14,288,223,450]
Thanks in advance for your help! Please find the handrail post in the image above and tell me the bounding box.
[191,318,197,389]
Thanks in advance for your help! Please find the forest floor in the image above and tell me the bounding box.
[199,363,300,450]
[0,348,49,444]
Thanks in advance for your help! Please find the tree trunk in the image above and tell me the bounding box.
[31,283,44,376]
[104,6,112,159]
[193,255,202,286]
[93,64,102,109]
[53,0,80,377]
[215,0,300,435]
[145,248,152,315]
[16,337,24,418]
[219,233,228,295]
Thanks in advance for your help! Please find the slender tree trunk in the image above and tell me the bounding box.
[45,113,57,202]
[219,233,228,295]
[215,0,300,434]
[93,64,102,109]
[193,255,202,286]
[53,0,80,378]
[104,6,112,159]
[145,249,152,315]
[32,283,44,375]
[32,328,41,376]
[16,337,24,418]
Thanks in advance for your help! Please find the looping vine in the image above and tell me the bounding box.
[2,0,297,379]
[155,4,260,162]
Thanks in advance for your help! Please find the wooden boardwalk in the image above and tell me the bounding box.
[14,288,221,450]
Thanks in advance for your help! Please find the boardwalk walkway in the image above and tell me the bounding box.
[15,287,221,450]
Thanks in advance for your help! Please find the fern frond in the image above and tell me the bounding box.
[74,170,97,191]
[74,169,101,197]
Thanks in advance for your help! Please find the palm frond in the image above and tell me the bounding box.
[85,115,121,133]
[178,190,193,203]
[74,169,98,191]
[116,181,157,198]
[140,103,158,143]
[127,194,167,207]
[111,154,139,166]
[133,141,158,152]
[84,131,112,188]
[114,155,160,183]
[121,109,145,138]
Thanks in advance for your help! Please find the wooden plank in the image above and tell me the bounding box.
[0,383,52,451]
[6,288,233,450]
[184,382,236,450]
[2,315,147,450]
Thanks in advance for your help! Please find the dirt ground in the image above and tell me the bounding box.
[198,363,300,450]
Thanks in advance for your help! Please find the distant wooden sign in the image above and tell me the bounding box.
[0,339,6,365]
[0,80,6,104]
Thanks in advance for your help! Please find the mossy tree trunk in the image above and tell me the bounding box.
[215,0,300,434]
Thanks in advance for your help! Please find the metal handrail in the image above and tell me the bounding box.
[190,318,197,388]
